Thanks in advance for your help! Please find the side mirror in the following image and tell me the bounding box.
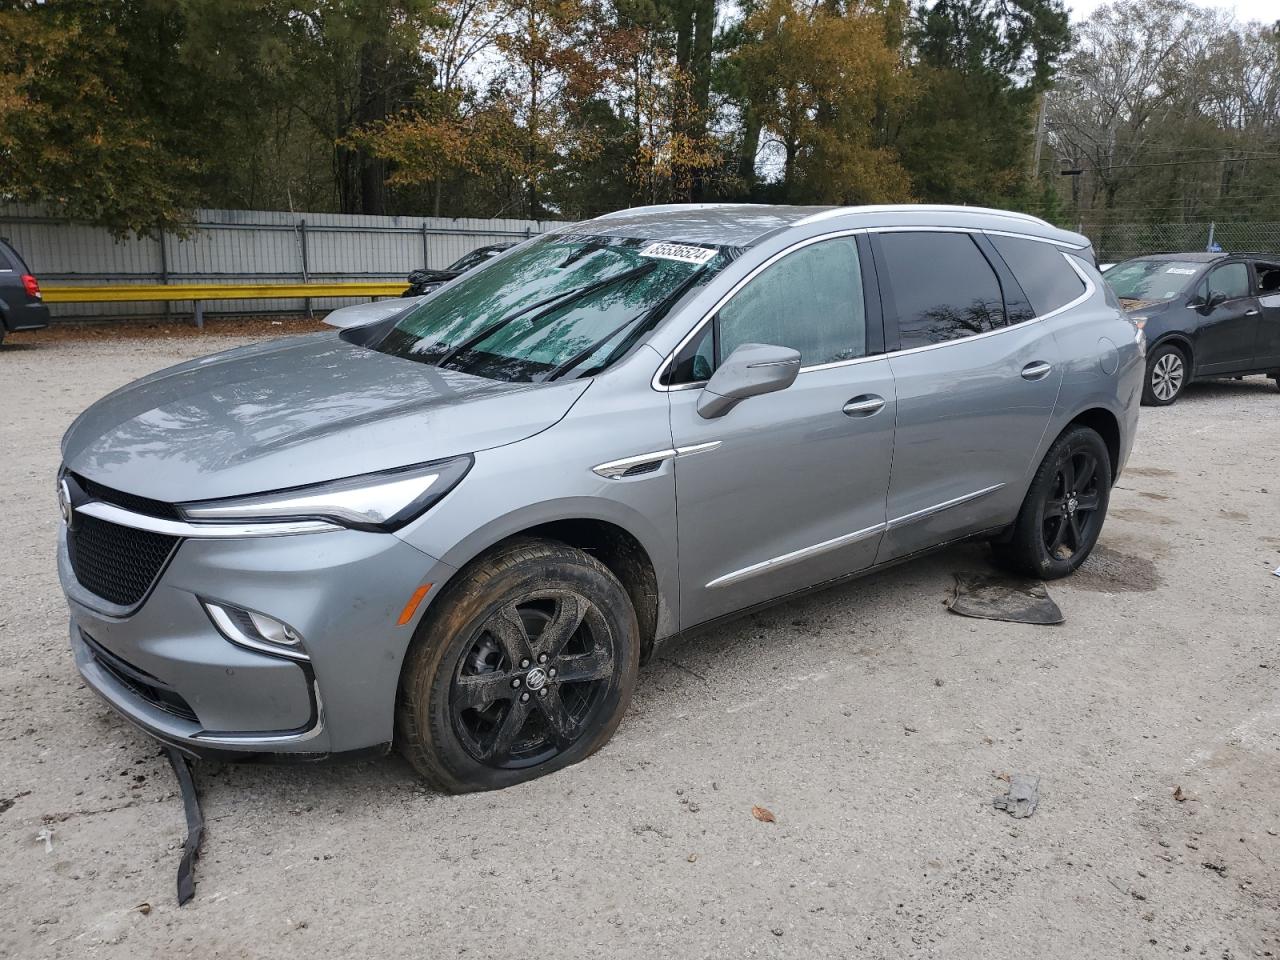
[1207,291,1228,309]
[697,343,801,419]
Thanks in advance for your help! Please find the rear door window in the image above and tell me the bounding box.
[0,240,20,272]
[988,235,1085,317]
[876,232,1005,349]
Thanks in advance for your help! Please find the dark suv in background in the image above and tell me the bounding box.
[0,238,50,345]
[1104,252,1280,405]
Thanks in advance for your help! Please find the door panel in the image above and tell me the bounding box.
[1256,294,1280,368]
[670,361,895,627]
[871,230,1063,562]
[879,323,1061,560]
[1252,262,1280,367]
[1194,262,1261,374]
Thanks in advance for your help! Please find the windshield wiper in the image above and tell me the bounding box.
[435,262,658,371]
[543,265,710,382]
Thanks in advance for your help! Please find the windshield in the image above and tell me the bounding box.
[1105,259,1204,302]
[368,234,732,382]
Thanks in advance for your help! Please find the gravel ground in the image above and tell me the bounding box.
[1,330,1278,959]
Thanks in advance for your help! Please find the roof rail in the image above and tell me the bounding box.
[795,204,1053,228]
[593,203,761,221]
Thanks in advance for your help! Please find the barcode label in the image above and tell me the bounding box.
[639,242,718,265]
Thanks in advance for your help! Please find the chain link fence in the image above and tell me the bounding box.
[1085,221,1280,264]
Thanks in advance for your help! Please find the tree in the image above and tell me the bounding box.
[1045,0,1280,227]
[0,1,233,235]
[894,0,1070,206]
[730,0,915,203]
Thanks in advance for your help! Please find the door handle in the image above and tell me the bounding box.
[842,395,886,417]
[1245,308,1260,316]
[1021,361,1053,381]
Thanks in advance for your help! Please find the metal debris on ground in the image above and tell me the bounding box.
[992,774,1041,818]
[36,826,54,853]
[165,748,205,906]
[947,573,1064,625]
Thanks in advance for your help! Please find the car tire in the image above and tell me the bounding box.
[1142,343,1188,406]
[991,425,1112,580]
[396,537,639,793]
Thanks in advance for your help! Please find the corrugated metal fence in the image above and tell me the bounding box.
[0,205,563,320]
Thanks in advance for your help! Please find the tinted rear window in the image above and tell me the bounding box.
[878,232,1005,349]
[989,235,1085,316]
[0,240,21,272]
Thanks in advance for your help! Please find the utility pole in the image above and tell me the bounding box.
[1030,95,1047,180]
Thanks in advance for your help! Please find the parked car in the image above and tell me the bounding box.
[1103,251,1280,404]
[0,237,50,345]
[57,204,1140,792]
[404,243,514,296]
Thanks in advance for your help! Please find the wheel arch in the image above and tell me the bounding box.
[1150,332,1194,371]
[1063,407,1121,482]
[415,500,672,662]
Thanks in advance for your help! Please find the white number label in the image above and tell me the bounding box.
[639,242,719,265]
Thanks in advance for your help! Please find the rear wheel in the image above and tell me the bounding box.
[992,425,1112,579]
[1142,343,1188,406]
[397,538,639,793]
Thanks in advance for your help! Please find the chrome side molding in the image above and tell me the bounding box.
[706,522,886,589]
[705,482,1007,589]
[886,483,1005,530]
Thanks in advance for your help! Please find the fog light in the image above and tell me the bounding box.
[203,600,309,661]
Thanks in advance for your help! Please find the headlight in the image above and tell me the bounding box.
[1128,316,1148,357]
[179,455,472,532]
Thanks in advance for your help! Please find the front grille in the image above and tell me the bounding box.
[81,630,198,723]
[67,514,180,607]
[70,472,180,519]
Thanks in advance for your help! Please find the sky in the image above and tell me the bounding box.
[1067,0,1278,23]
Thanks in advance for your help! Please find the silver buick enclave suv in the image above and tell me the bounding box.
[58,204,1142,791]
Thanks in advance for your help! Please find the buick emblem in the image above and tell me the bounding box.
[524,666,548,691]
[58,478,73,526]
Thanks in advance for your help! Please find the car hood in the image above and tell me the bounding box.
[61,333,590,502]
[1118,297,1168,312]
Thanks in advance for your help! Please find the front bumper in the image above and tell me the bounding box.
[60,520,456,758]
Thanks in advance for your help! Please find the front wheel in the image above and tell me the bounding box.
[992,425,1112,579]
[1142,344,1188,405]
[397,538,639,792]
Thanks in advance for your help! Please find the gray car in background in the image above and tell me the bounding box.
[57,204,1142,792]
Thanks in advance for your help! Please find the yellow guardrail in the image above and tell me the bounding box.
[40,281,407,329]
[41,281,405,303]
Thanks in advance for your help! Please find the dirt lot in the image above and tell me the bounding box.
[1,326,1278,959]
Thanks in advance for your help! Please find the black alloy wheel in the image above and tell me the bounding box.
[397,538,638,792]
[992,425,1113,579]
[1040,446,1105,564]
[450,593,614,769]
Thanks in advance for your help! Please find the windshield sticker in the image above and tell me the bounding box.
[1165,267,1197,275]
[639,242,719,265]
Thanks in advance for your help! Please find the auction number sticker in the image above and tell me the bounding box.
[1165,267,1197,275]
[639,242,719,265]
